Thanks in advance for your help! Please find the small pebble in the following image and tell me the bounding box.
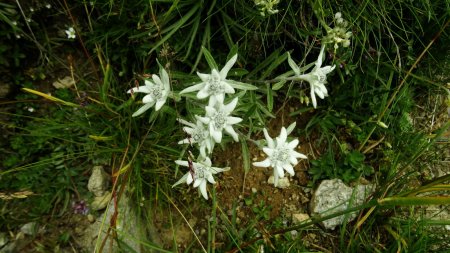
[87,214,95,223]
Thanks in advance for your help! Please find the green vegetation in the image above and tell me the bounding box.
[0,0,449,252]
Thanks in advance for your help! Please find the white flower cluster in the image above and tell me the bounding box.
[254,0,280,16]
[253,123,307,187]
[288,45,335,108]
[323,12,352,49]
[127,63,171,117]
[175,50,256,199]
[65,27,76,39]
[126,12,353,200]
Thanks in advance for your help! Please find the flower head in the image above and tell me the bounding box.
[323,12,352,49]
[196,98,242,143]
[288,45,335,108]
[253,126,307,187]
[172,157,229,200]
[180,54,237,104]
[65,27,76,39]
[127,65,170,117]
[178,118,215,158]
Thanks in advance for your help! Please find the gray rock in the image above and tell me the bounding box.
[88,166,110,197]
[292,213,310,225]
[90,191,112,211]
[268,175,290,188]
[0,83,12,98]
[79,188,148,253]
[310,179,374,230]
[0,232,8,248]
[20,222,37,236]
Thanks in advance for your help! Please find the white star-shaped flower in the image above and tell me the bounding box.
[172,157,229,200]
[253,126,307,187]
[180,54,237,104]
[288,45,335,108]
[65,27,76,39]
[177,118,215,158]
[127,66,170,117]
[196,98,242,143]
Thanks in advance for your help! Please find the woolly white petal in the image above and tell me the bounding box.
[262,147,274,157]
[310,88,317,108]
[127,86,151,94]
[175,160,189,167]
[263,128,274,148]
[283,163,295,176]
[172,173,189,188]
[227,116,242,125]
[278,127,287,144]
[207,174,216,184]
[224,126,239,141]
[315,88,325,99]
[224,97,238,114]
[132,103,153,117]
[200,180,208,200]
[197,72,210,82]
[186,173,194,185]
[293,151,308,159]
[193,178,202,188]
[276,165,285,178]
[180,82,205,94]
[253,159,271,167]
[197,87,210,99]
[288,139,299,149]
[142,94,155,104]
[287,52,300,76]
[220,54,237,78]
[152,74,163,87]
[222,81,235,94]
[316,45,326,68]
[155,99,165,111]
[211,129,222,143]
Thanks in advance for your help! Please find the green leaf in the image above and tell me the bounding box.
[266,84,273,112]
[272,80,286,90]
[227,44,239,62]
[227,80,258,90]
[201,46,218,70]
[241,140,251,174]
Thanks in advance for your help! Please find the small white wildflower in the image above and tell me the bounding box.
[12,21,17,26]
[288,45,336,108]
[253,126,307,187]
[65,27,76,39]
[180,54,237,105]
[178,118,215,158]
[323,12,352,49]
[334,12,342,19]
[127,64,171,117]
[26,18,31,23]
[172,157,229,200]
[45,4,51,9]
[254,0,280,16]
[16,34,21,39]
[30,7,34,12]
[27,107,35,112]
[196,98,242,143]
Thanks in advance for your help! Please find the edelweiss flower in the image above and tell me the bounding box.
[196,98,242,143]
[65,27,76,39]
[288,45,335,108]
[127,65,170,117]
[178,118,215,158]
[172,157,229,200]
[253,127,307,187]
[180,55,237,104]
